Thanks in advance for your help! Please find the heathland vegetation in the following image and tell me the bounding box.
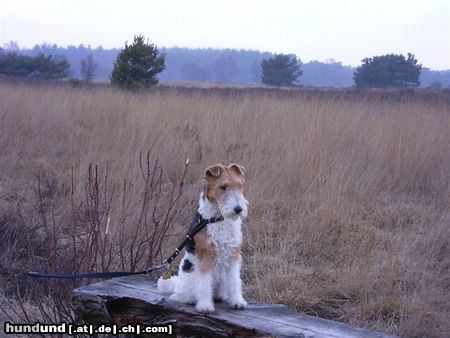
[0,81,449,337]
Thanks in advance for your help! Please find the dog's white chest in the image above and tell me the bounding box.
[207,219,242,265]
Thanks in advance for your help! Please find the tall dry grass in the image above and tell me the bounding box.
[0,82,449,337]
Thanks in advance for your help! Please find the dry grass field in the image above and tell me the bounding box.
[0,82,449,337]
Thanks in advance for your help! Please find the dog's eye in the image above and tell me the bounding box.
[220,185,228,191]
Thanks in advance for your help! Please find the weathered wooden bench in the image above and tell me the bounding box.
[72,275,397,337]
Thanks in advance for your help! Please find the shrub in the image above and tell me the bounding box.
[111,35,165,90]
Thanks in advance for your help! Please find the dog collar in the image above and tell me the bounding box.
[196,212,224,224]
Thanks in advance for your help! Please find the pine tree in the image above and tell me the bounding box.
[353,53,422,88]
[111,35,166,90]
[0,53,69,79]
[261,54,302,86]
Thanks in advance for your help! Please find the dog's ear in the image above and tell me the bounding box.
[228,163,245,176]
[205,164,225,178]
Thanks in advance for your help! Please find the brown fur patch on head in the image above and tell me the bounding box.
[204,163,245,202]
[205,164,225,179]
[228,163,245,176]
[194,228,217,273]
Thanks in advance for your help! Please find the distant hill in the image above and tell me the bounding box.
[3,44,450,88]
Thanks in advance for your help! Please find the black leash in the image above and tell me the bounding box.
[26,212,224,279]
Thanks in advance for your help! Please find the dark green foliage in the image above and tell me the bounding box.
[110,35,166,90]
[68,78,83,87]
[261,54,302,86]
[354,53,422,88]
[31,54,70,79]
[0,53,30,77]
[0,52,69,79]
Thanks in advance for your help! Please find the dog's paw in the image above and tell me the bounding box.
[229,299,247,310]
[195,302,215,314]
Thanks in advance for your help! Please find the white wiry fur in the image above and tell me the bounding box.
[157,192,248,313]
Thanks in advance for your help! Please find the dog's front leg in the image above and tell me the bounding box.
[226,254,247,309]
[214,267,229,302]
[194,269,215,313]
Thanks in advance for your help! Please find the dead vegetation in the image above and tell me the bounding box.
[0,82,449,337]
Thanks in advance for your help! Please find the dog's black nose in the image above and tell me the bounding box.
[234,206,243,214]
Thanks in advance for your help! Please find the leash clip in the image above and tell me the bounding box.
[161,262,170,272]
[145,262,169,274]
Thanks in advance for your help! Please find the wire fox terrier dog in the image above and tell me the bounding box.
[158,163,249,314]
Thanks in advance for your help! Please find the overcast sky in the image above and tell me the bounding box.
[1,0,449,70]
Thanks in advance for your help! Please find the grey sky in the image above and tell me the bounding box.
[1,0,449,70]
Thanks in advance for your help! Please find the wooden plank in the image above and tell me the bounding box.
[72,275,397,338]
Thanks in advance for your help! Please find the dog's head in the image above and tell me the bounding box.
[204,163,249,220]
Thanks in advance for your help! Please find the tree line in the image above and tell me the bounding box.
[1,36,449,89]
[0,53,70,80]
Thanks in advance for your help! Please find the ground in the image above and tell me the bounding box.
[0,82,449,337]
